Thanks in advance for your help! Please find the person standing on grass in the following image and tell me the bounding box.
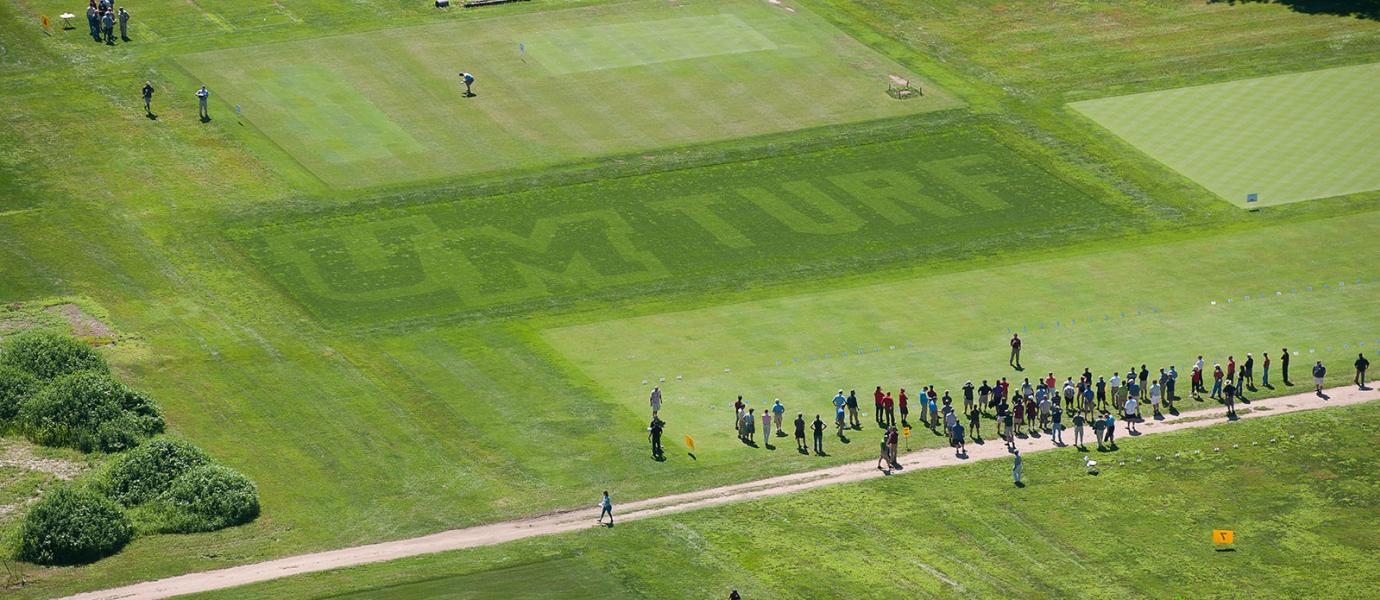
[1081,383,1094,416]
[734,396,745,436]
[1126,378,1141,419]
[1235,366,1248,402]
[846,390,860,429]
[1024,398,1037,436]
[1012,397,1024,437]
[887,426,900,467]
[929,393,941,430]
[951,421,966,456]
[794,413,806,452]
[1211,364,1224,399]
[118,7,130,41]
[1037,387,1051,430]
[1139,364,1150,396]
[1010,333,1022,369]
[1021,378,1034,400]
[141,81,154,114]
[87,3,99,42]
[1313,361,1327,395]
[762,410,773,444]
[811,415,826,454]
[1244,353,1255,390]
[1167,366,1178,405]
[918,387,930,426]
[882,391,895,427]
[1355,353,1370,387]
[968,405,981,440]
[1226,356,1236,383]
[1095,376,1107,412]
[1062,378,1076,412]
[598,491,613,526]
[1104,411,1116,446]
[772,399,785,436]
[1012,449,1023,486]
[1108,372,1120,409]
[1091,411,1105,448]
[945,404,959,439]
[1003,406,1015,449]
[835,404,847,437]
[873,386,884,428]
[963,381,975,415]
[978,380,992,414]
[1051,403,1064,446]
[101,9,115,45]
[649,386,662,419]
[833,389,848,424]
[898,388,910,426]
[1262,352,1272,388]
[1191,366,1203,399]
[648,417,664,458]
[1282,348,1293,385]
[196,85,210,119]
[743,409,756,444]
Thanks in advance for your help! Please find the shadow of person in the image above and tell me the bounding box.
[1318,391,1331,400]
[1168,407,1180,416]
[839,434,851,444]
[764,441,775,451]
[146,112,157,120]
[973,436,985,445]
[797,447,808,455]
[653,453,666,462]
[740,438,758,448]
[815,450,829,457]
[1014,481,1026,488]
[200,115,212,123]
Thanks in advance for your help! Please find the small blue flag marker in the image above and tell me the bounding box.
[1246,193,1258,203]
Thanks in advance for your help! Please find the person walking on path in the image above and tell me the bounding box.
[1223,379,1237,418]
[887,426,900,468]
[649,386,662,419]
[1282,348,1292,386]
[1355,353,1370,387]
[1012,449,1023,486]
[196,85,210,120]
[1050,403,1064,446]
[794,414,806,452]
[811,415,826,454]
[1072,410,1086,448]
[846,390,860,429]
[873,386,884,428]
[598,491,613,526]
[1009,333,1022,369]
[1243,354,1255,390]
[1313,361,1327,395]
[772,399,785,436]
[141,81,154,114]
[877,433,892,473]
[1262,352,1272,388]
[648,418,664,459]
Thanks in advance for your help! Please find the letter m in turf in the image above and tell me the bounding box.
[447,210,668,306]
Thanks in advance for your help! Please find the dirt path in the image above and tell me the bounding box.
[65,383,1379,600]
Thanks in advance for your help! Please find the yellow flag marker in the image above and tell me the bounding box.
[1212,529,1234,545]
[683,435,696,452]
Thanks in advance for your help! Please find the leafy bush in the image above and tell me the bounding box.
[15,485,134,565]
[148,465,260,533]
[103,437,211,506]
[18,371,164,452]
[0,365,39,424]
[0,330,108,381]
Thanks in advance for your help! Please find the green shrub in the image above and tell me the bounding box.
[103,437,211,506]
[18,371,164,452]
[149,465,260,533]
[0,365,39,424]
[0,330,107,381]
[15,485,134,565]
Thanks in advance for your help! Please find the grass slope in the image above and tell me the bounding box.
[178,0,960,188]
[1072,62,1380,207]
[189,401,1380,599]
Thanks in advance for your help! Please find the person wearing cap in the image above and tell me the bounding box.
[141,81,154,114]
[1354,353,1370,387]
[845,389,859,429]
[118,7,130,41]
[1012,449,1023,486]
[771,399,785,436]
[1313,360,1327,395]
[648,386,661,419]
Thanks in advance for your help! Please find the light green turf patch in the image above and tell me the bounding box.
[322,557,636,600]
[1071,63,1380,207]
[544,211,1380,461]
[177,0,960,188]
[527,14,776,75]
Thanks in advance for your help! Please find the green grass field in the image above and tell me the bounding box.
[190,401,1380,599]
[2,0,1380,597]
[1071,63,1380,207]
[178,0,960,189]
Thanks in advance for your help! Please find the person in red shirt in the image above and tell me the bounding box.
[1262,352,1272,388]
[1044,373,1056,396]
[882,392,895,427]
[1191,367,1203,400]
[897,389,909,426]
[999,378,1010,402]
[873,386,884,428]
[1226,356,1236,381]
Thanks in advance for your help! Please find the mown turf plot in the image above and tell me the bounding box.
[544,210,1380,464]
[178,0,960,188]
[235,120,1103,326]
[1071,63,1380,207]
[322,557,636,600]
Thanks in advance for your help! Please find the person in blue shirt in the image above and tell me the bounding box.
[459,71,476,96]
[771,399,785,437]
[1050,404,1064,446]
[598,491,613,526]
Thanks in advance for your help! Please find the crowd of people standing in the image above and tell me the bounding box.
[86,0,131,45]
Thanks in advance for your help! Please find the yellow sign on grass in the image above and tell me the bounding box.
[1213,529,1234,545]
[683,435,696,452]
[903,427,911,438]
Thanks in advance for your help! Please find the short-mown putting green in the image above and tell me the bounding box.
[1071,63,1380,207]
[178,0,959,188]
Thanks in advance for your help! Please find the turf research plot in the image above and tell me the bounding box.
[1071,63,1380,207]
[178,0,960,189]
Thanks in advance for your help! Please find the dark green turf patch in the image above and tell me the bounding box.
[234,117,1117,327]
[319,557,637,600]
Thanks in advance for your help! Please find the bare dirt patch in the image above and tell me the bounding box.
[44,303,114,338]
[0,440,87,481]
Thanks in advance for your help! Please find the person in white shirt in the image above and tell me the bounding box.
[1148,381,1162,416]
[649,386,662,418]
[1124,397,1139,433]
